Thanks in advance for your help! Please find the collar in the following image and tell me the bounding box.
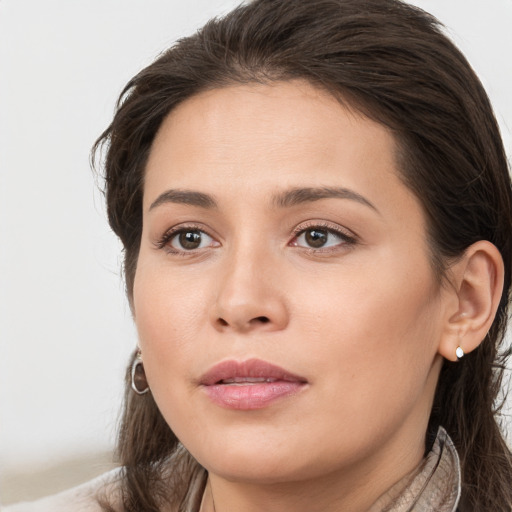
[368,426,461,512]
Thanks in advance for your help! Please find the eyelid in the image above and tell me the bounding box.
[291,220,357,240]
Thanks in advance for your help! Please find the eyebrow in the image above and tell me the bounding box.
[148,186,378,213]
[272,186,379,212]
[149,189,217,211]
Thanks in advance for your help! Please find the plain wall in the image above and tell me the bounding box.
[1,0,511,477]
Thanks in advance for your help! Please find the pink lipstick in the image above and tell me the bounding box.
[200,358,307,410]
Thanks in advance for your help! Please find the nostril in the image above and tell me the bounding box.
[215,316,271,329]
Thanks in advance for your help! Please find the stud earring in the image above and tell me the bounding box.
[455,346,465,360]
[131,351,150,394]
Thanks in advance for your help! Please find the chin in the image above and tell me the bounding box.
[188,436,327,485]
[206,459,309,485]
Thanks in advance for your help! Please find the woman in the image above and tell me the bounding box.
[6,0,512,510]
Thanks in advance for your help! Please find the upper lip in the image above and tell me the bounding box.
[199,358,308,386]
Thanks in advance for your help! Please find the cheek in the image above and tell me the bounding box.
[302,245,439,345]
[293,249,441,402]
[132,260,207,391]
[133,271,205,440]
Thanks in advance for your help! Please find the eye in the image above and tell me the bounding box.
[168,229,216,251]
[291,225,355,250]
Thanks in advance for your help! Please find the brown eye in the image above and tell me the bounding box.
[170,229,213,251]
[179,231,202,249]
[305,229,328,248]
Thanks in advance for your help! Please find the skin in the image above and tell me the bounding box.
[133,81,493,512]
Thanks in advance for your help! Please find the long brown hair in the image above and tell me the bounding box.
[93,0,512,510]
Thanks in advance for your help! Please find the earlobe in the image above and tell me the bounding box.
[438,241,504,362]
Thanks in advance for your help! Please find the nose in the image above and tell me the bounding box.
[211,247,289,333]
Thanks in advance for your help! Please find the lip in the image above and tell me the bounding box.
[199,358,308,410]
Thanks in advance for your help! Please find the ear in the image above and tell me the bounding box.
[438,241,504,362]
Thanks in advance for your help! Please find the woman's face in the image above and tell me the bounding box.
[134,81,448,485]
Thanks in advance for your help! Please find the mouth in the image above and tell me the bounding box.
[216,377,281,385]
[199,358,308,410]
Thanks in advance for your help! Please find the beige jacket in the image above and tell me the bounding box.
[2,427,461,512]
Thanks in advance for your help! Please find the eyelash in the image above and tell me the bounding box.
[155,222,358,255]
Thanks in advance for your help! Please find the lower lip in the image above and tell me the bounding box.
[202,381,305,410]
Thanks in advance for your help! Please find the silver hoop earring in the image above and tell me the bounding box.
[131,352,150,395]
[455,346,465,360]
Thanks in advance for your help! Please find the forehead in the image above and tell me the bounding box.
[148,81,392,166]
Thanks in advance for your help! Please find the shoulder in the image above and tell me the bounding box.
[1,468,122,512]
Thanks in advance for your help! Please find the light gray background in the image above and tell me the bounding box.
[1,0,511,477]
